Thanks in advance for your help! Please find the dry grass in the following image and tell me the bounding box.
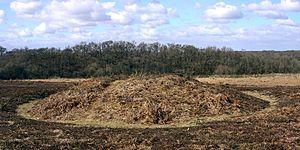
[19,78,87,83]
[197,74,300,87]
[16,100,40,119]
[17,99,198,128]
[197,90,279,123]
[17,75,270,128]
[242,91,278,113]
[17,90,278,128]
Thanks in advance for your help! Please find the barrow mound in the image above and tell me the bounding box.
[26,75,269,125]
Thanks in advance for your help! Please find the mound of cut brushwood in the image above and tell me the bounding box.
[28,75,269,125]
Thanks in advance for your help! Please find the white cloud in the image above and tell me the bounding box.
[109,1,176,27]
[0,10,4,23]
[124,3,138,12]
[188,25,233,36]
[95,26,136,41]
[246,0,300,11]
[84,25,161,42]
[70,31,92,40]
[38,0,111,29]
[231,23,300,47]
[204,2,243,22]
[5,0,177,44]
[167,8,178,17]
[33,22,57,34]
[107,11,133,25]
[124,2,177,17]
[246,0,275,11]
[116,0,140,4]
[10,0,42,18]
[24,0,115,34]
[33,22,46,34]
[101,2,116,9]
[139,27,159,39]
[276,18,297,26]
[140,14,169,27]
[125,2,167,14]
[195,2,201,8]
[10,0,117,39]
[279,0,300,11]
[6,24,33,38]
[168,20,300,50]
[5,0,300,50]
[255,10,287,19]
[145,2,168,14]
[8,0,176,42]
[245,0,300,19]
[18,28,32,37]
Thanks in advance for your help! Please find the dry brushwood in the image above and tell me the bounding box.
[28,75,269,125]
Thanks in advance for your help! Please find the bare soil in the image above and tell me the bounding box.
[1,75,300,149]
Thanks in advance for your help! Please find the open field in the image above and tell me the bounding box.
[20,78,88,83]
[197,74,300,87]
[1,75,300,149]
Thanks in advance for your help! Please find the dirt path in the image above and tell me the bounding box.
[196,91,278,124]
[242,91,278,112]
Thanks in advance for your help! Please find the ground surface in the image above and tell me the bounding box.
[1,75,300,149]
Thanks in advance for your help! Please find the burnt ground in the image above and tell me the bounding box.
[0,80,300,149]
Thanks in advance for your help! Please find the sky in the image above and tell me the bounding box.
[0,0,300,50]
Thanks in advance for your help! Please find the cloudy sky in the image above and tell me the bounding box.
[0,0,300,50]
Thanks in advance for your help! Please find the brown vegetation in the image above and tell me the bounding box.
[26,75,268,125]
[197,74,300,87]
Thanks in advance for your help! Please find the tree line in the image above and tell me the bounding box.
[0,41,299,79]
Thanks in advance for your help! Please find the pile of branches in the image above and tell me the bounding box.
[29,75,267,125]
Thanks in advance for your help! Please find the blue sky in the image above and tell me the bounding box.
[0,0,300,50]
